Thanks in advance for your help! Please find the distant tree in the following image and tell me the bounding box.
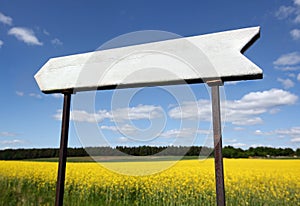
[296,148,300,157]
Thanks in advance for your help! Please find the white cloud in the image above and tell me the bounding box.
[291,137,300,142]
[275,66,300,71]
[232,143,246,148]
[250,126,300,144]
[43,29,50,35]
[225,81,238,85]
[234,127,244,131]
[29,93,42,99]
[0,40,3,48]
[16,91,24,96]
[269,108,281,114]
[56,109,111,123]
[250,144,273,148]
[8,27,43,46]
[290,29,300,40]
[100,124,138,136]
[51,38,63,46]
[297,73,300,81]
[254,129,272,136]
[111,105,163,122]
[0,139,24,145]
[274,52,300,66]
[54,109,111,123]
[168,99,211,121]
[54,104,163,123]
[295,0,300,6]
[0,12,12,25]
[0,132,17,137]
[274,126,300,136]
[254,130,263,135]
[275,6,296,19]
[118,136,131,143]
[17,91,42,98]
[100,125,119,132]
[277,78,295,89]
[232,118,263,126]
[169,89,298,126]
[224,138,237,143]
[295,15,300,23]
[231,89,297,108]
[288,73,296,78]
[51,93,63,98]
[275,126,300,143]
[275,2,300,23]
[160,128,199,138]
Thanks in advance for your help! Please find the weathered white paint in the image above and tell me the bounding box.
[35,27,262,93]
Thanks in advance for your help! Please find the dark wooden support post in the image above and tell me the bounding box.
[208,80,226,206]
[55,91,72,206]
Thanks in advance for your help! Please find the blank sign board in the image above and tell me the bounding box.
[35,27,262,93]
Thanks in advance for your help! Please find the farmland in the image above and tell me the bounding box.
[0,159,299,205]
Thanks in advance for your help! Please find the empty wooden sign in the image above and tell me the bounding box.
[35,27,262,93]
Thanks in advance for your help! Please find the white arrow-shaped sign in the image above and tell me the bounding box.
[35,27,262,93]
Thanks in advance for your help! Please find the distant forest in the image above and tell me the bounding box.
[0,146,299,160]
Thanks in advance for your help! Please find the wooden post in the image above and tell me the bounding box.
[55,91,72,206]
[208,80,226,206]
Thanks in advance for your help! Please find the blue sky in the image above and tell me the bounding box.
[0,0,300,150]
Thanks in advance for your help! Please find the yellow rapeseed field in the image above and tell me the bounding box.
[0,159,299,205]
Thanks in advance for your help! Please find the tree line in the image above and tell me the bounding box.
[0,146,299,160]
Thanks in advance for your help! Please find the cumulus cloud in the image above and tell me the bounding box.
[100,124,138,136]
[111,105,163,122]
[275,1,300,23]
[274,52,300,66]
[0,40,3,48]
[277,78,295,89]
[168,99,211,121]
[168,89,298,126]
[274,127,300,143]
[8,27,43,46]
[290,29,300,40]
[255,126,300,143]
[274,126,300,136]
[275,6,296,19]
[0,12,12,25]
[53,104,164,123]
[298,73,300,81]
[54,109,111,123]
